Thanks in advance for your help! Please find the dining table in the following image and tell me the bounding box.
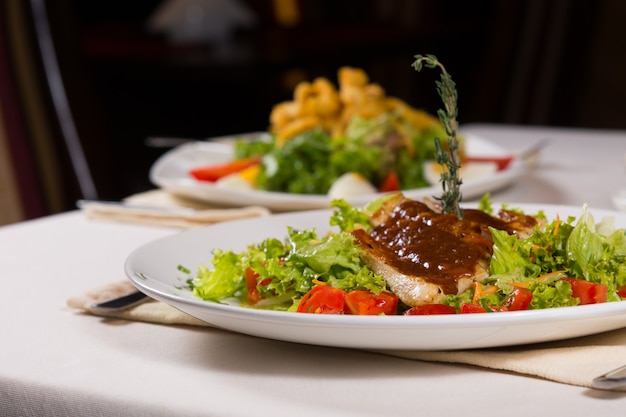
[3,123,626,417]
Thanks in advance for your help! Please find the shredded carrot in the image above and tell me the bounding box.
[472,282,498,304]
[553,214,561,236]
[311,279,327,286]
[538,270,566,281]
[512,270,566,288]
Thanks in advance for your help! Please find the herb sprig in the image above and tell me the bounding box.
[412,54,463,218]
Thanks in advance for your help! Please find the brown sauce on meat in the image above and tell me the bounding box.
[358,200,537,294]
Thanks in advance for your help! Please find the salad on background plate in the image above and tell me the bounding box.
[149,66,524,211]
[149,133,523,211]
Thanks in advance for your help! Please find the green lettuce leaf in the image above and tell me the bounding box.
[191,221,386,311]
[192,250,247,302]
[566,205,626,300]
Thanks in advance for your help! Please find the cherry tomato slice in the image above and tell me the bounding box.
[379,171,400,192]
[403,304,457,315]
[504,287,533,311]
[244,267,273,304]
[297,286,346,314]
[344,290,399,315]
[460,303,488,314]
[244,267,262,304]
[561,278,608,304]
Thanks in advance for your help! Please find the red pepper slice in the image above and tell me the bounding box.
[189,157,260,182]
[464,156,514,171]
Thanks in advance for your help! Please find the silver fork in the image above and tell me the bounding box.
[592,364,626,390]
[90,290,150,313]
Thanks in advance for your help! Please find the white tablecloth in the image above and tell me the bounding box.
[2,124,626,416]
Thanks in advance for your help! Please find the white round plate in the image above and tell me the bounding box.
[149,132,524,211]
[125,203,626,350]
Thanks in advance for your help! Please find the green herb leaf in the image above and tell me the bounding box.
[412,54,463,218]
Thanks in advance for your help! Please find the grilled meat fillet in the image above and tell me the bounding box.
[352,194,539,307]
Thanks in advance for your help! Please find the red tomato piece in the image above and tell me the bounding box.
[245,267,261,304]
[504,287,533,311]
[379,171,400,192]
[189,157,260,182]
[617,285,626,299]
[460,303,488,314]
[464,156,514,171]
[297,286,346,314]
[403,304,457,315]
[562,278,608,304]
[244,267,272,304]
[344,290,399,315]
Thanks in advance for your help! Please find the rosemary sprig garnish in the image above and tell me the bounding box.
[412,54,463,218]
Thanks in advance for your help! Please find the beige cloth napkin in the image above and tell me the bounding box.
[67,280,210,326]
[68,280,626,391]
[80,189,271,228]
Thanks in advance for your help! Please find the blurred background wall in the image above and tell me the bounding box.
[0,0,624,224]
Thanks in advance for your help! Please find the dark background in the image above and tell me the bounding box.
[5,0,626,216]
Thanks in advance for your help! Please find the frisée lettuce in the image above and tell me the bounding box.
[443,204,626,311]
